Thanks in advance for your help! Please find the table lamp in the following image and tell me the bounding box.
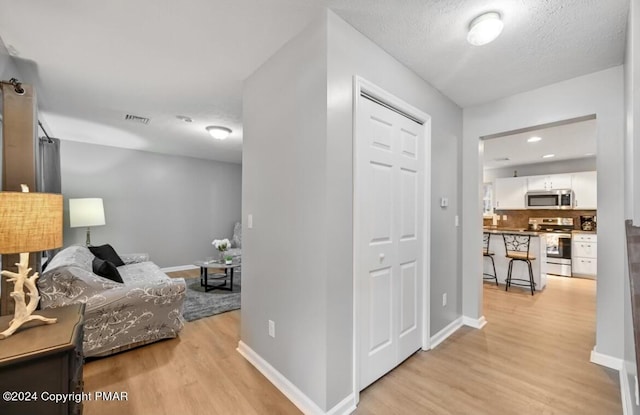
[0,186,63,339]
[69,198,105,246]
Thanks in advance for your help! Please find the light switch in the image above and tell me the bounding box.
[440,197,449,208]
[248,214,253,229]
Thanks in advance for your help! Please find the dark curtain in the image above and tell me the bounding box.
[38,137,62,263]
[38,137,61,193]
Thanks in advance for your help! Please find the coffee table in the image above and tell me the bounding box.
[193,260,240,292]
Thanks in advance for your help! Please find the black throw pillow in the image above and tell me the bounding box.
[89,244,125,267]
[92,257,124,284]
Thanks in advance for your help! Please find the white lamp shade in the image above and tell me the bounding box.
[69,198,106,228]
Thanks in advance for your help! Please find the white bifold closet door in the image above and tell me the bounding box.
[357,95,424,391]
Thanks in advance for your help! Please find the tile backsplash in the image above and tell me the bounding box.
[483,209,597,229]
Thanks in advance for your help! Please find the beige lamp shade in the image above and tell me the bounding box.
[0,192,63,254]
[69,198,105,228]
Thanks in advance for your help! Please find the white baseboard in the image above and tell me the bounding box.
[160,264,198,273]
[462,315,487,329]
[430,317,463,349]
[326,394,356,415]
[590,347,623,370]
[620,364,634,415]
[237,341,356,415]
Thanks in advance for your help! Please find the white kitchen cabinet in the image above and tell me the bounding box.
[494,177,528,210]
[483,182,494,216]
[571,171,597,209]
[527,174,572,191]
[573,257,597,276]
[572,233,597,278]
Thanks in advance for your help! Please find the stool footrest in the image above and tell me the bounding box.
[507,278,536,287]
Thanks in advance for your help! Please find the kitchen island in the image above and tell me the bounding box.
[483,228,548,291]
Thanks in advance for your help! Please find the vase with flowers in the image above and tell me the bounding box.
[212,238,230,262]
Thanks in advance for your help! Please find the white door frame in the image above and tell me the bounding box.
[352,76,432,404]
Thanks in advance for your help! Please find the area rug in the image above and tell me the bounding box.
[182,276,241,322]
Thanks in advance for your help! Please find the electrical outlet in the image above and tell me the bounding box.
[502,215,508,221]
[268,320,275,338]
[442,293,447,307]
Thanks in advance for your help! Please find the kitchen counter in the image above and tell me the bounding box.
[483,229,547,291]
[483,227,545,237]
[572,229,597,234]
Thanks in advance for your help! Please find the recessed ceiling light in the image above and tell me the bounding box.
[176,115,193,123]
[585,153,595,156]
[542,154,555,159]
[206,126,232,140]
[467,12,504,46]
[527,136,542,143]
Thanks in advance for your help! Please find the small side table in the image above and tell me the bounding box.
[0,303,85,415]
[194,260,240,292]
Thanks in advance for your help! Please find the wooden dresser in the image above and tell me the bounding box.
[0,303,85,415]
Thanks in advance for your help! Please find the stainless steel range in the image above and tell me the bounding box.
[528,217,574,277]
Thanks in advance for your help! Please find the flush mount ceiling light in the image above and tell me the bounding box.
[467,12,504,46]
[206,126,232,140]
[542,154,555,159]
[527,136,542,143]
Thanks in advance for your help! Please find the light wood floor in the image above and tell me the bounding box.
[83,273,621,415]
[355,276,621,415]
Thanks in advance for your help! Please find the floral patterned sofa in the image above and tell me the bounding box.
[225,221,242,259]
[38,245,186,357]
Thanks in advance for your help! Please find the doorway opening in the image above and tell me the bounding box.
[480,115,598,311]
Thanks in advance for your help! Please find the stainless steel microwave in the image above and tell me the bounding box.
[525,189,574,209]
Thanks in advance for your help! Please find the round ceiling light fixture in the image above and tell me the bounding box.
[467,12,504,46]
[205,126,232,140]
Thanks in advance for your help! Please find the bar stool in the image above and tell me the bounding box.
[483,232,498,286]
[502,233,536,296]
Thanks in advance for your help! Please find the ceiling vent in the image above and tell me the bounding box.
[124,114,150,125]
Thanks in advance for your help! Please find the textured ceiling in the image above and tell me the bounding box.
[329,0,628,107]
[0,0,629,162]
[483,118,597,169]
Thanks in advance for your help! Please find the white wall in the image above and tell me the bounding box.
[61,140,242,268]
[242,13,330,409]
[0,40,17,81]
[242,9,462,412]
[464,67,625,361]
[624,0,640,413]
